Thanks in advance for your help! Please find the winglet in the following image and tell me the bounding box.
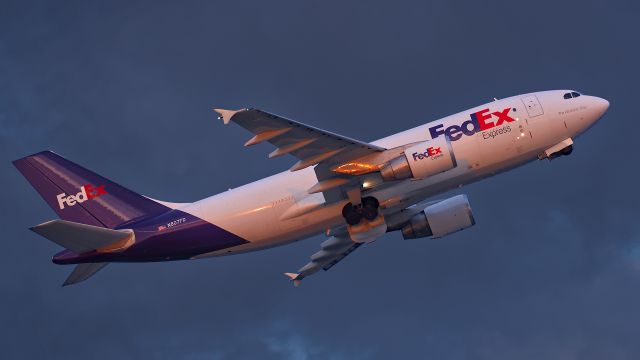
[214,108,240,125]
[284,272,302,287]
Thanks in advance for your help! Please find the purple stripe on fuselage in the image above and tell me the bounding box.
[52,210,249,264]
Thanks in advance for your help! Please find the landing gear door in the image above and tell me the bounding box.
[521,95,544,117]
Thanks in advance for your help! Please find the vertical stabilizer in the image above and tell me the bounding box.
[13,151,170,228]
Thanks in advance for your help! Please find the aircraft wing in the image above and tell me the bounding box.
[215,108,385,170]
[284,199,448,285]
[215,108,387,202]
[284,234,363,286]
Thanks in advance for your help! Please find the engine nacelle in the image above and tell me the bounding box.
[380,137,457,181]
[401,195,475,239]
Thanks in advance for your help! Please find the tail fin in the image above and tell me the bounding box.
[13,151,169,228]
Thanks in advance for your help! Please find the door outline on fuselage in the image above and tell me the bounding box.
[521,95,544,118]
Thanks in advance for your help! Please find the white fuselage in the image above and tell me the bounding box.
[178,90,608,258]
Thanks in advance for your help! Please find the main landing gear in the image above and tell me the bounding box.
[341,196,386,243]
[342,197,380,225]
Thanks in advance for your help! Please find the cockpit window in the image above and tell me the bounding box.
[563,91,582,99]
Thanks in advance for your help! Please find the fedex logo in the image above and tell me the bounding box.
[412,146,442,161]
[56,184,107,210]
[429,108,515,141]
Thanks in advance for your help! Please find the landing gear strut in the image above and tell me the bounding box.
[342,197,380,225]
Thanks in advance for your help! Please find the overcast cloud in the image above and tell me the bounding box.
[1,0,639,359]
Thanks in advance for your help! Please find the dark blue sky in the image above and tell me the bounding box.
[2,1,639,359]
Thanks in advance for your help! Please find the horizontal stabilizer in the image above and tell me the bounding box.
[31,220,134,253]
[63,262,108,286]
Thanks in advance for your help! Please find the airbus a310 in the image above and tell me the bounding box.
[13,90,609,286]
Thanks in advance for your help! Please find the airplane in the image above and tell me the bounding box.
[13,90,609,286]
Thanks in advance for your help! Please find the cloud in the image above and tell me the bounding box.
[2,0,640,359]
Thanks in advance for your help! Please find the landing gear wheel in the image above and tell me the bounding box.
[342,203,363,225]
[342,197,380,225]
[362,206,378,221]
[561,145,573,155]
[361,196,380,221]
[362,196,379,209]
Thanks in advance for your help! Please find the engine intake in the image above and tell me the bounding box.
[401,195,475,239]
[380,137,457,181]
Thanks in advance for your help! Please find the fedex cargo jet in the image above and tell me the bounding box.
[13,90,609,286]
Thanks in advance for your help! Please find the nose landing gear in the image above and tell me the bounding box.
[561,145,573,155]
[539,138,574,160]
[342,197,380,225]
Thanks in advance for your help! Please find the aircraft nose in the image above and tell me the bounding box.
[571,95,609,135]
[593,96,610,117]
[584,96,609,127]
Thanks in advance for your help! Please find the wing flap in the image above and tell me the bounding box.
[244,128,292,146]
[322,243,362,271]
[289,148,345,172]
[268,138,318,158]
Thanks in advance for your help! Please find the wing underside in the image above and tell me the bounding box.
[285,235,362,286]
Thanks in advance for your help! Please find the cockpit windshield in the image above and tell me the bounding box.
[563,91,582,99]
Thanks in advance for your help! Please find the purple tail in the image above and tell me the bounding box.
[13,151,170,229]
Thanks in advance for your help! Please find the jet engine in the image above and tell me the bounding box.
[380,137,457,181]
[400,195,475,239]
